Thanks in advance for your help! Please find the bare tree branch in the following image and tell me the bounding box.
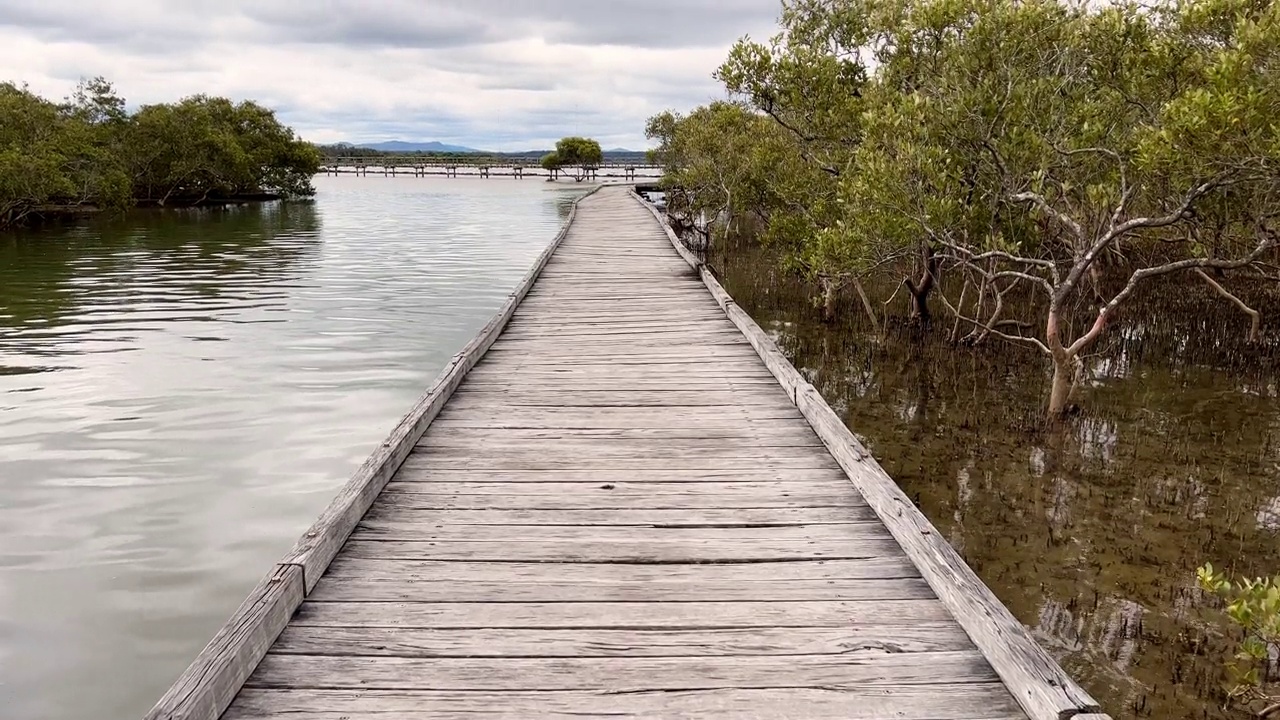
[1064,232,1275,356]
[1195,268,1261,343]
[937,282,1052,355]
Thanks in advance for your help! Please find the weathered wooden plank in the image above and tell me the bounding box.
[387,468,855,484]
[441,394,799,409]
[487,342,756,353]
[319,557,920,582]
[456,380,784,390]
[373,487,862,510]
[398,455,841,471]
[143,565,303,720]
[245,652,998,691]
[226,686,1027,720]
[307,575,933,603]
[291,599,954,629]
[409,444,827,460]
[476,354,770,366]
[417,426,823,444]
[457,372,782,384]
[351,522,890,543]
[378,478,860,495]
[270,623,969,657]
[430,407,806,428]
[337,537,905,562]
[447,386,790,398]
[359,506,878,526]
[506,313,731,322]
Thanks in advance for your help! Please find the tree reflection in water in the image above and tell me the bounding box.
[716,234,1280,720]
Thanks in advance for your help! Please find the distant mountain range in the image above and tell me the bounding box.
[349,140,482,153]
[334,141,640,154]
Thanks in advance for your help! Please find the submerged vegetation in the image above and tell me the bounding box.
[0,78,321,230]
[647,0,1280,420]
[1197,564,1280,714]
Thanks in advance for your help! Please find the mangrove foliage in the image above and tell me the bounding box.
[0,78,321,229]
[647,0,1280,419]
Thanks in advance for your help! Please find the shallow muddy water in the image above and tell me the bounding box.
[715,237,1280,719]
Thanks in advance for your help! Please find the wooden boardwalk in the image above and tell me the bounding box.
[148,186,1107,720]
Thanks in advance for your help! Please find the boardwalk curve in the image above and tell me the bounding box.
[147,185,1106,720]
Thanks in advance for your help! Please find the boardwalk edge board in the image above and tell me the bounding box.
[629,188,1110,720]
[145,185,603,720]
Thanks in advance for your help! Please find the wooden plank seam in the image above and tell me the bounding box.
[628,187,1110,720]
[145,185,604,720]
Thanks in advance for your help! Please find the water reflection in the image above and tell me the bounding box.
[0,176,588,720]
[716,236,1280,719]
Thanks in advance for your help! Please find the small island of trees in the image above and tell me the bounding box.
[540,137,604,181]
[0,78,321,230]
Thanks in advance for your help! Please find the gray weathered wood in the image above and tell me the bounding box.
[270,623,968,657]
[417,427,824,445]
[358,506,878,526]
[350,522,890,542]
[373,487,863,510]
[387,468,856,484]
[318,557,921,581]
[245,652,998,691]
[337,537,905,562]
[627,190,1107,720]
[306,576,934,603]
[144,565,303,720]
[225,686,1027,720]
[291,599,955,628]
[399,455,840,470]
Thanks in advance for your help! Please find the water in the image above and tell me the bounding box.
[0,176,588,720]
[715,236,1280,719]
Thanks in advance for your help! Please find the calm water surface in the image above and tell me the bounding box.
[0,176,588,720]
[717,237,1280,720]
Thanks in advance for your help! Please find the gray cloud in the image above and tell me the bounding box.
[0,0,782,148]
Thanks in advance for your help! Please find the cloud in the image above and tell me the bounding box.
[0,0,781,149]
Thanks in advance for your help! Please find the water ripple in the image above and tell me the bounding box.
[0,176,587,720]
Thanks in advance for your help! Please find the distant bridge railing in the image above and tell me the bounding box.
[321,156,659,169]
[319,157,665,180]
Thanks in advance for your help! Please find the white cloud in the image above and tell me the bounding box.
[0,0,781,149]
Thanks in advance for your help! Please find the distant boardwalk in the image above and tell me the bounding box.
[148,186,1107,720]
[320,156,663,181]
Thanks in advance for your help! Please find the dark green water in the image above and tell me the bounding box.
[716,239,1280,719]
[0,176,588,720]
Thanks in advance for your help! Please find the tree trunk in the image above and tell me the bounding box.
[1045,305,1076,419]
[820,277,838,323]
[903,244,937,324]
[1048,353,1073,417]
[852,276,880,329]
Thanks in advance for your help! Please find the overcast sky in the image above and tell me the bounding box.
[0,0,782,150]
